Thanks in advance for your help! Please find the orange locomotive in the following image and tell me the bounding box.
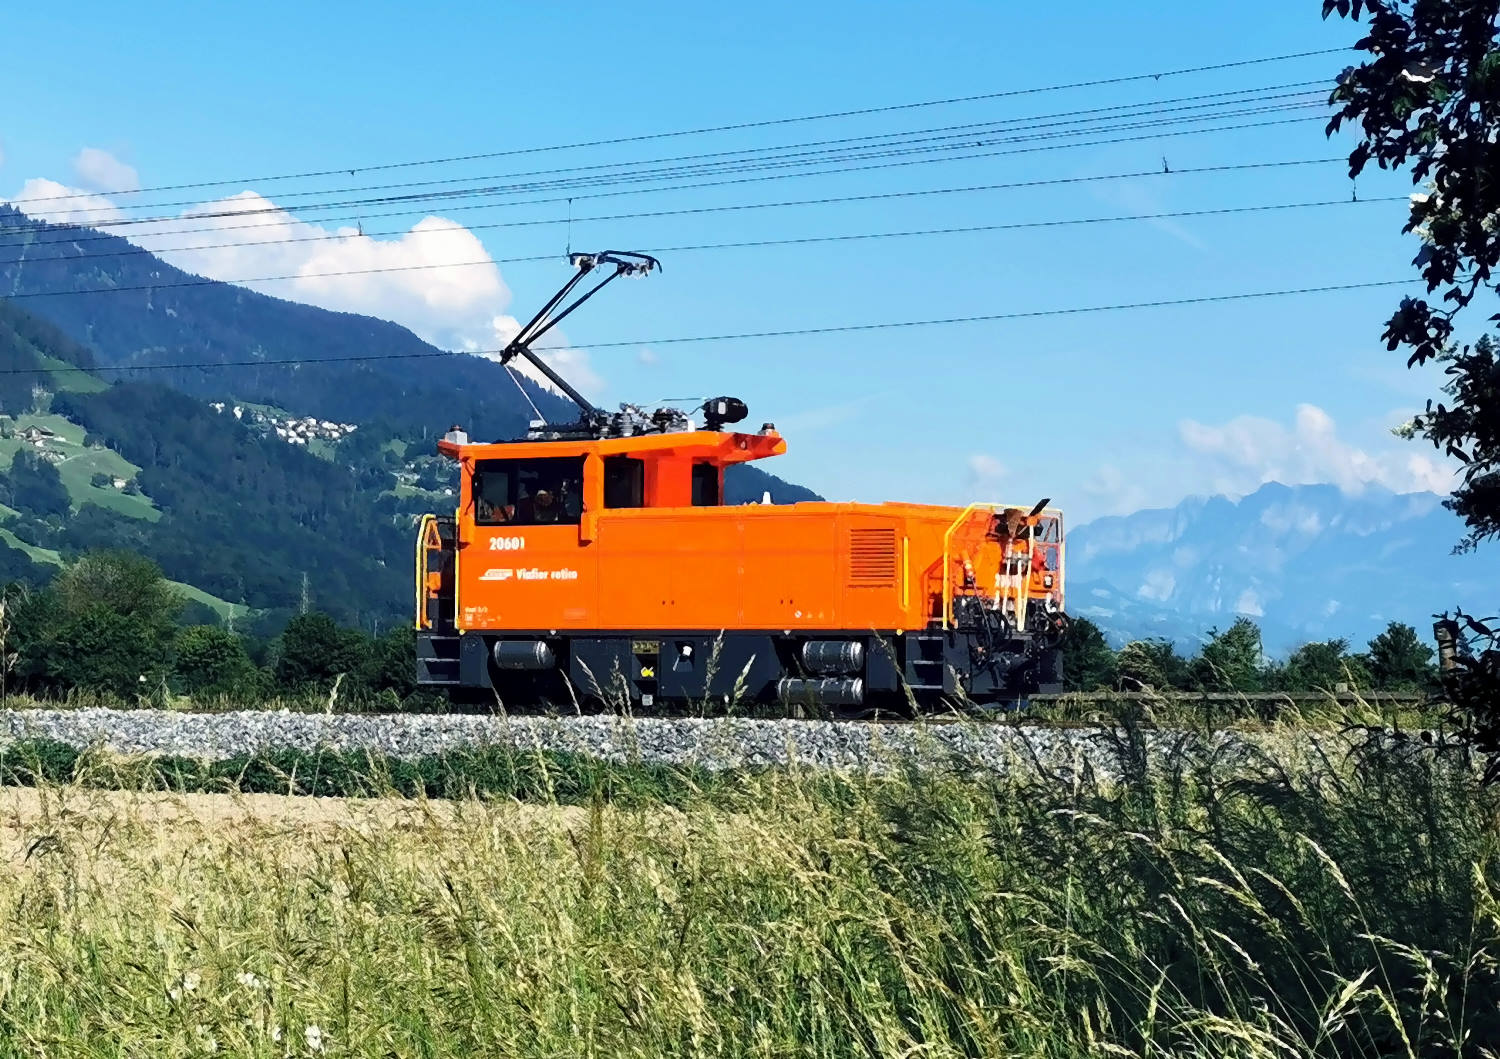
[415,252,1067,711]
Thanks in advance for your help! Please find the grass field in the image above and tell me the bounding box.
[0,725,1493,1058]
[0,412,250,619]
[168,581,250,621]
[0,525,54,566]
[0,412,159,521]
[37,353,109,394]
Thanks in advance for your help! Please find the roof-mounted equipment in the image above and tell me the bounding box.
[495,252,755,442]
[496,251,661,437]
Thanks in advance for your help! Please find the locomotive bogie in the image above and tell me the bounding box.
[418,627,1063,711]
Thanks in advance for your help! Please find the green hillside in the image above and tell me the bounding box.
[0,412,159,520]
[0,299,426,627]
[0,523,241,619]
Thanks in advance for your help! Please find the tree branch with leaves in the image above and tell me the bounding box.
[1325,0,1500,546]
[1325,0,1500,760]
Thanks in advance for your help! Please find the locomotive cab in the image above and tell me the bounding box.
[448,423,787,544]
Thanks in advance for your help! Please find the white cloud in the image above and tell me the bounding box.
[966,453,1005,488]
[72,148,139,193]
[1081,462,1151,516]
[3,178,125,226]
[167,192,607,399]
[1178,403,1457,497]
[6,176,603,393]
[126,191,513,354]
[474,313,604,401]
[1258,505,1324,535]
[637,348,660,366]
[1138,569,1175,602]
[533,346,605,399]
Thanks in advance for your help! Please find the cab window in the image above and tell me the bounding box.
[691,462,720,506]
[472,457,584,526]
[604,456,645,509]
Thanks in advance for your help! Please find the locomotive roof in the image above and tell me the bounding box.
[436,428,786,465]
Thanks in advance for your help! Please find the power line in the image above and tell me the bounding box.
[0,196,1396,299]
[0,279,1410,377]
[0,163,1360,268]
[0,156,1347,262]
[8,48,1347,206]
[18,82,1327,223]
[1,112,1329,249]
[639,197,1400,254]
[18,98,1326,231]
[569,280,1413,349]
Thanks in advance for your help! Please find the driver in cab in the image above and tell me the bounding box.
[518,488,561,524]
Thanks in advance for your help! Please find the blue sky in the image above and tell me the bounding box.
[0,0,1452,523]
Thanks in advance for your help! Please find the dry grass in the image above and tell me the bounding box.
[0,786,583,866]
[0,728,1493,1057]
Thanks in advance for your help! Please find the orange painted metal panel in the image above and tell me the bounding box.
[451,501,1027,633]
[433,431,1064,635]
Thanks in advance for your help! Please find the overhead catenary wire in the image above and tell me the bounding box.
[503,364,545,422]
[11,95,1329,233]
[14,82,1330,224]
[0,112,1331,253]
[0,279,1412,377]
[0,157,1352,267]
[7,48,1348,207]
[0,196,1400,299]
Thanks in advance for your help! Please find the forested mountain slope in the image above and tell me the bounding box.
[47,382,416,625]
[0,204,571,438]
[0,276,821,630]
[0,312,419,625]
[0,207,818,505]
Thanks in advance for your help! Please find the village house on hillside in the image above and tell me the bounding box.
[0,421,69,463]
[207,402,357,446]
[17,425,55,445]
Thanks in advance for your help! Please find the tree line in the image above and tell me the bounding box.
[0,546,1444,710]
[0,551,422,708]
[1061,615,1438,695]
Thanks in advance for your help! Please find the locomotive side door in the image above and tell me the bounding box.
[462,455,597,629]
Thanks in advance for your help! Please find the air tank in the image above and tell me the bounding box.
[777,676,864,707]
[492,640,556,670]
[800,640,864,675]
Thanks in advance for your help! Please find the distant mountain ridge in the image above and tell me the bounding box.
[1068,481,1498,654]
[0,206,814,505]
[0,204,577,438]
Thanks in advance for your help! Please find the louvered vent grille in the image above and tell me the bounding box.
[848,528,898,587]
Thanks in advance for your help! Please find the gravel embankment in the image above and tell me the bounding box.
[0,707,1346,776]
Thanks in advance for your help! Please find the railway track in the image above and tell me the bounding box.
[0,704,1362,776]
